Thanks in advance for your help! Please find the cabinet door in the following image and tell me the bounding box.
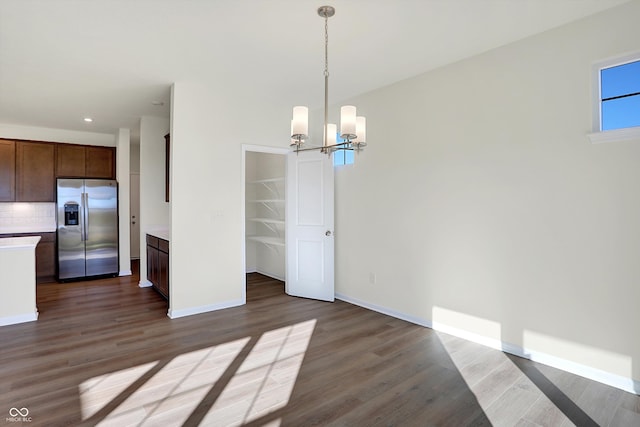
[147,245,158,285]
[86,146,115,179]
[158,250,169,298]
[56,144,86,177]
[16,141,55,202]
[0,139,16,201]
[36,233,56,283]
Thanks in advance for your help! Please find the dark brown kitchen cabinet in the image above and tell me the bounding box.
[0,139,16,201]
[147,235,159,287]
[56,144,86,177]
[16,141,55,202]
[157,248,169,297]
[56,144,116,179]
[86,146,116,179]
[146,234,169,300]
[34,232,56,283]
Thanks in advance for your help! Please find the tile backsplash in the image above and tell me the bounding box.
[0,203,57,234]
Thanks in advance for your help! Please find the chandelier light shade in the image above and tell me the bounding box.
[354,116,366,146]
[291,106,309,141]
[290,5,367,155]
[340,106,356,139]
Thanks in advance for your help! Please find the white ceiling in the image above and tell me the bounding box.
[0,0,631,137]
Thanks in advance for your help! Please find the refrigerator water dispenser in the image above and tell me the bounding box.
[64,202,79,226]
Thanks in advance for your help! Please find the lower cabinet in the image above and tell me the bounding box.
[146,234,169,300]
[35,233,56,283]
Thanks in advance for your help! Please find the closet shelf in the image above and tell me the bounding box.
[247,218,285,225]
[247,236,285,247]
[248,177,285,185]
[247,199,284,203]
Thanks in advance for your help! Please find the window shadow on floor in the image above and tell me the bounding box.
[505,353,599,427]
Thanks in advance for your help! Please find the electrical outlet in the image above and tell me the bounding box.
[369,272,377,284]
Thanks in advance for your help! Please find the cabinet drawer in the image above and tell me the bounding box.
[146,234,159,248]
[158,239,169,253]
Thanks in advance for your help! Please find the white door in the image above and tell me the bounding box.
[286,150,334,301]
[130,173,140,259]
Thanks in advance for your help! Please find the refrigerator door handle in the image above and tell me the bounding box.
[82,192,89,242]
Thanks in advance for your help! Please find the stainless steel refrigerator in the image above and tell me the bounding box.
[57,178,119,280]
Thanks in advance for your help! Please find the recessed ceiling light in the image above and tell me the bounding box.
[84,117,93,122]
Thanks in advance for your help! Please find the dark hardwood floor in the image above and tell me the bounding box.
[0,269,638,426]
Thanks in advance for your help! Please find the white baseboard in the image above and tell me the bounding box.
[138,280,152,288]
[119,270,132,277]
[255,269,285,282]
[0,311,38,326]
[168,299,244,320]
[336,293,433,328]
[335,293,640,396]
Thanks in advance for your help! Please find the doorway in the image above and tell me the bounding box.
[130,173,140,259]
[242,144,336,303]
[243,147,287,284]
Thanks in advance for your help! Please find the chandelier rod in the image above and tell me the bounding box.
[320,6,333,151]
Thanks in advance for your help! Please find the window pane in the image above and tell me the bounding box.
[602,95,640,130]
[601,60,640,99]
[333,149,345,166]
[345,149,354,165]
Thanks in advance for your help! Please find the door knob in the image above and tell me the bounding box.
[325,230,332,236]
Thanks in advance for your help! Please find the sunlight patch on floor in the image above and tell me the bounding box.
[79,362,157,419]
[78,319,316,426]
[200,319,316,426]
[80,337,249,425]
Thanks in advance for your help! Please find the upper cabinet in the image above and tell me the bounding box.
[0,139,16,201]
[86,146,116,179]
[57,144,116,179]
[0,140,116,203]
[16,141,56,202]
[56,144,86,177]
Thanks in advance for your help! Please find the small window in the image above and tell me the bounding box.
[600,59,640,131]
[333,134,354,166]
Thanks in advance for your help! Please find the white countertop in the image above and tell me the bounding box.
[0,236,42,250]
[0,226,56,235]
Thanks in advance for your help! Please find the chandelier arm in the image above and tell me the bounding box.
[294,141,350,153]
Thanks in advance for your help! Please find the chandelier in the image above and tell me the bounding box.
[290,5,367,154]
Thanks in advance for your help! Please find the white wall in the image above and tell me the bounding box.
[139,116,170,286]
[334,1,640,389]
[130,143,140,173]
[0,123,115,146]
[168,82,289,318]
[116,128,131,275]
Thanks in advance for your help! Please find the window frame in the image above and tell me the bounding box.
[588,52,640,144]
[332,134,355,167]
